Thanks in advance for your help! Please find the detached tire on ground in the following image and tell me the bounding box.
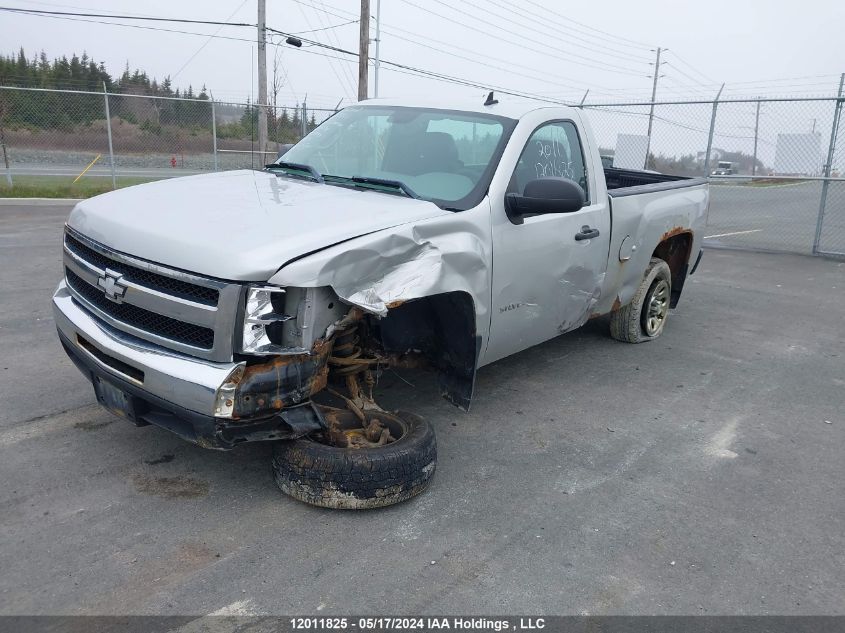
[271,410,436,509]
[610,257,672,343]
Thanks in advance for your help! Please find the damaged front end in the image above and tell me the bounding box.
[219,302,427,450]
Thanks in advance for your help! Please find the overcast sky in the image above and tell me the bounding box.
[1,0,843,110]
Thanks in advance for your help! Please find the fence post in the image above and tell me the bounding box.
[211,99,219,172]
[102,82,117,190]
[0,119,11,187]
[301,101,307,139]
[703,83,725,177]
[812,73,845,255]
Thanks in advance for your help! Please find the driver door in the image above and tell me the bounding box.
[484,120,611,364]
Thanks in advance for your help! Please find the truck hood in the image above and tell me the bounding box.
[67,170,451,280]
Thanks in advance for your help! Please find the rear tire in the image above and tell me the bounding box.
[271,410,436,509]
[609,257,672,343]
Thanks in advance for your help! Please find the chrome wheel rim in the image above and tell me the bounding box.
[643,279,670,336]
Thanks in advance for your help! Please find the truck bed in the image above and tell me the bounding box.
[604,167,706,197]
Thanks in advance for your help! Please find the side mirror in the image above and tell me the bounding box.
[505,177,585,224]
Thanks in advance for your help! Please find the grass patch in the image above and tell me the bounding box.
[744,178,809,187]
[0,175,158,199]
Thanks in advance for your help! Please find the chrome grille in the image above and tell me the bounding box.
[65,234,219,305]
[63,227,242,362]
[66,268,214,348]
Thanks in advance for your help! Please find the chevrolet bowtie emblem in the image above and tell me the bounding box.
[97,269,128,303]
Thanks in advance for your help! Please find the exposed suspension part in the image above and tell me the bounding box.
[320,309,397,448]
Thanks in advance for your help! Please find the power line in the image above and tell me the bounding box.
[374,26,592,96]
[172,0,250,80]
[664,50,717,85]
[6,5,837,106]
[264,25,576,104]
[0,5,254,27]
[399,0,650,76]
[292,18,358,35]
[488,0,648,61]
[291,0,356,100]
[286,0,619,95]
[7,5,558,102]
[521,0,654,50]
[0,9,259,45]
[310,0,359,97]
[458,0,654,64]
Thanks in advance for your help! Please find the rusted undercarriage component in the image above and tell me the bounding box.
[320,314,400,447]
[227,306,409,448]
[231,337,332,419]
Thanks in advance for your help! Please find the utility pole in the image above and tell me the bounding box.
[358,0,370,101]
[373,0,382,98]
[257,0,268,159]
[752,99,761,176]
[643,47,662,170]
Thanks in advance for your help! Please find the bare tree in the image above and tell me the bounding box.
[270,45,289,142]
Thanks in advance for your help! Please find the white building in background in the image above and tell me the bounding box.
[614,134,649,170]
[773,133,822,175]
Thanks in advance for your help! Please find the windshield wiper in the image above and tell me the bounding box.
[350,176,419,199]
[323,174,419,199]
[265,161,324,183]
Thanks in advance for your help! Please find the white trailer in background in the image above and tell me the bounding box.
[774,133,822,176]
[614,134,650,170]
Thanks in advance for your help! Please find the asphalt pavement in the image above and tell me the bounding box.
[706,180,845,255]
[1,204,844,615]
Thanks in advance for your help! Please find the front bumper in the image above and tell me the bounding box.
[53,282,324,449]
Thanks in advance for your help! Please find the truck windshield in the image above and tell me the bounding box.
[277,106,516,210]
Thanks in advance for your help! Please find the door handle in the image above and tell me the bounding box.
[575,225,600,241]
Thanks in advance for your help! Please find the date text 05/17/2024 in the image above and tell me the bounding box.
[289,618,547,631]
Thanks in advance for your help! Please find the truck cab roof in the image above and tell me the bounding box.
[353,96,579,121]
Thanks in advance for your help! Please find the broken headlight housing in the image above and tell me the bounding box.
[239,286,293,355]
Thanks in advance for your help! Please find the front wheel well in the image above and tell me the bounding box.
[368,292,478,411]
[652,231,693,308]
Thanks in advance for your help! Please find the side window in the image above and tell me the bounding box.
[510,121,589,202]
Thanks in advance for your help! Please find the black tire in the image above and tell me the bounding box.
[609,257,672,343]
[271,411,436,509]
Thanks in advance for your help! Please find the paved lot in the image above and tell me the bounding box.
[1,204,844,616]
[706,180,845,255]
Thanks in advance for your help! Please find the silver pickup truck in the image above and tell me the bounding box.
[53,96,708,509]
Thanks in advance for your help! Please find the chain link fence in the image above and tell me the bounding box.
[583,94,845,257]
[0,85,337,187]
[1,85,843,257]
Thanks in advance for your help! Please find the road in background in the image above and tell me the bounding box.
[1,204,844,615]
[706,180,845,255]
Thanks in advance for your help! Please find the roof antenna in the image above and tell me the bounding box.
[484,91,498,106]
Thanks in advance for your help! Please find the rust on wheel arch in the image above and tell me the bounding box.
[660,226,691,242]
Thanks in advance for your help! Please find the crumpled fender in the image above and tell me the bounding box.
[268,204,492,335]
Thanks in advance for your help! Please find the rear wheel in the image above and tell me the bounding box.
[271,407,436,510]
[609,257,672,343]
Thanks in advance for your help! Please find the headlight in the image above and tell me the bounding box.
[240,286,293,354]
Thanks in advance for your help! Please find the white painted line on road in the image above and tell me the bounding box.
[207,599,258,616]
[703,229,763,239]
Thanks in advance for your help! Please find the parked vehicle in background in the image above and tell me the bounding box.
[711,161,735,175]
[53,95,708,510]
